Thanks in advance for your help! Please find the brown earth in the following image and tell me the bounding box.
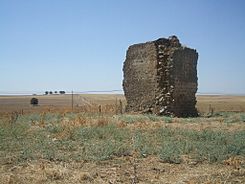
[0,94,245,114]
[1,156,244,184]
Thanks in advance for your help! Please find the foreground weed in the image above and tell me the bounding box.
[163,116,173,123]
[159,142,182,164]
[240,113,245,122]
[75,124,132,160]
[156,128,245,163]
[118,114,174,123]
[134,130,160,157]
[118,115,147,123]
[8,111,20,124]
[145,114,163,122]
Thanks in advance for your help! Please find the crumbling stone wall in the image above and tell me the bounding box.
[123,36,198,117]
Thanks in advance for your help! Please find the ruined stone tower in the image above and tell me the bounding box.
[123,36,198,117]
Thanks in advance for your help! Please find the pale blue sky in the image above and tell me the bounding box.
[0,0,245,94]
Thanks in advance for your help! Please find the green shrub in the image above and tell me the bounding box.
[159,142,182,164]
[30,98,38,106]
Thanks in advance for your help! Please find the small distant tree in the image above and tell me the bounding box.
[54,91,58,94]
[45,91,49,95]
[59,91,66,95]
[30,98,38,106]
[49,91,53,95]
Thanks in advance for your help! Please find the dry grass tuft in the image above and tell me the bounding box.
[224,156,244,170]
[95,116,109,127]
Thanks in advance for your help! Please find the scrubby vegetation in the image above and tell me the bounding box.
[0,112,245,183]
[1,95,245,183]
[1,112,244,165]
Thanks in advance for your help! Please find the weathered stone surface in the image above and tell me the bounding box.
[123,36,198,117]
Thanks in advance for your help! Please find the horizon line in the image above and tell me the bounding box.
[0,90,244,96]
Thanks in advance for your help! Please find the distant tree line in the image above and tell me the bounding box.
[44,91,66,95]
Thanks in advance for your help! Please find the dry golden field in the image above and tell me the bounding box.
[0,94,245,114]
[0,94,245,183]
[0,94,125,114]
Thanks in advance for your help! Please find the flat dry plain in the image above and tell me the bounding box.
[0,94,245,114]
[0,94,245,183]
[0,94,125,114]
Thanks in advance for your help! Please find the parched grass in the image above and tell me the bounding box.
[0,112,244,165]
[158,128,245,163]
[118,114,173,123]
[209,112,245,123]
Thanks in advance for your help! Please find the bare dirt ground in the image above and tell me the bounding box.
[1,156,244,184]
